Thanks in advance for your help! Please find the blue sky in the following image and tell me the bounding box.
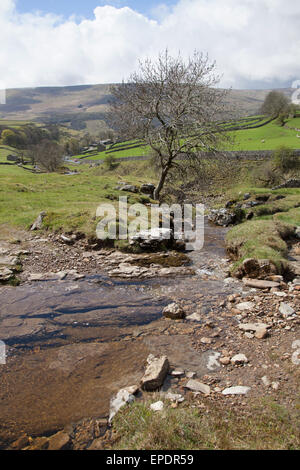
[15,0,176,19]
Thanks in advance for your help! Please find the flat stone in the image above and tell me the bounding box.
[171,370,185,377]
[279,303,295,318]
[239,323,270,333]
[185,379,211,395]
[242,278,280,289]
[236,301,255,311]
[141,355,169,391]
[222,386,251,396]
[186,312,201,322]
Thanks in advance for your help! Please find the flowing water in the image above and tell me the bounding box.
[0,221,236,445]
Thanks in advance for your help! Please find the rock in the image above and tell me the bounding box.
[200,337,212,344]
[295,227,300,239]
[231,354,248,365]
[208,209,236,227]
[10,434,30,450]
[140,183,155,196]
[220,357,231,365]
[222,386,251,396]
[242,258,277,279]
[0,255,19,267]
[165,392,184,402]
[120,184,139,193]
[272,382,280,390]
[47,431,71,450]
[272,179,300,190]
[242,278,280,289]
[171,370,185,377]
[163,303,186,320]
[124,384,139,395]
[130,228,173,250]
[30,211,46,231]
[185,379,211,395]
[0,266,14,282]
[279,303,295,318]
[186,312,201,322]
[109,388,135,423]
[27,437,49,450]
[60,234,74,245]
[150,401,164,412]
[292,340,300,350]
[236,301,255,312]
[255,327,268,339]
[186,371,196,379]
[243,193,251,200]
[261,376,271,387]
[141,355,169,391]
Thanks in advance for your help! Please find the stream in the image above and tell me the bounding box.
[0,221,241,446]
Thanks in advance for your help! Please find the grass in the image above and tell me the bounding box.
[0,161,158,237]
[70,116,300,162]
[226,118,300,151]
[110,397,300,450]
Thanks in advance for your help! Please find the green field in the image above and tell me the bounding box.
[70,115,300,162]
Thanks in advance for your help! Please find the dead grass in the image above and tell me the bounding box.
[110,397,300,450]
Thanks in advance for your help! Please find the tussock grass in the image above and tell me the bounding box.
[111,398,300,450]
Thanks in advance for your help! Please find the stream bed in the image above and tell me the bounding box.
[0,221,239,445]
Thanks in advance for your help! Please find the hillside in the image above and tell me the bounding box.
[0,84,296,135]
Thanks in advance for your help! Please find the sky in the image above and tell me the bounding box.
[0,0,299,90]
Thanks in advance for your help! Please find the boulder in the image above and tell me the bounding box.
[208,209,236,227]
[120,185,138,193]
[141,355,169,391]
[140,183,155,196]
[242,258,277,279]
[163,302,186,320]
[130,228,173,251]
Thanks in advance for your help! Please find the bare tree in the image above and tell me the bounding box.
[110,50,228,200]
[31,141,63,172]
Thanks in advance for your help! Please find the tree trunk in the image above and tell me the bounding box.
[153,166,169,201]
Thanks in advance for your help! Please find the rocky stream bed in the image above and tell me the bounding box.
[0,220,299,450]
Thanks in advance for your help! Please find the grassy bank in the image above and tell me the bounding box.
[0,161,157,238]
[110,397,300,450]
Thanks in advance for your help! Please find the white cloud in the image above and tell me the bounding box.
[0,0,299,89]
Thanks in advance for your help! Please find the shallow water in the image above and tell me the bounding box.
[0,220,231,445]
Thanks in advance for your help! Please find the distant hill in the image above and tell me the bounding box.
[0,84,295,135]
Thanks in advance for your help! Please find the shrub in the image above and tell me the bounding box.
[272,146,299,172]
[104,154,119,170]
